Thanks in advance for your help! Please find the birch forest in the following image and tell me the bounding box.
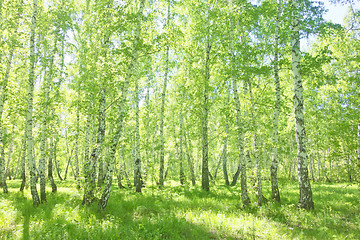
[0,0,360,239]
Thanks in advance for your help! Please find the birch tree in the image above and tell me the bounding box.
[25,0,40,206]
[271,0,282,203]
[291,0,314,209]
[159,0,171,187]
[98,0,146,210]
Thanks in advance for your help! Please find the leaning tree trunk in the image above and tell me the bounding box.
[271,0,282,203]
[25,0,40,206]
[98,0,145,210]
[291,0,314,210]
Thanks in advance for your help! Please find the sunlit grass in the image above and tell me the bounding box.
[0,179,359,239]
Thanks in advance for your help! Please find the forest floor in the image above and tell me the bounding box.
[0,179,359,239]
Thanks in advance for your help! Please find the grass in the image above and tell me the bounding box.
[0,179,359,239]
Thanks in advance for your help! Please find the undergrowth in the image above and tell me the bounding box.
[0,179,359,239]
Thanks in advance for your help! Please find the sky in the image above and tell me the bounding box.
[323,0,359,24]
[301,0,359,50]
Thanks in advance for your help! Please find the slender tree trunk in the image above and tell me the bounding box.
[270,0,282,203]
[75,105,80,188]
[98,0,145,210]
[5,129,14,180]
[143,75,151,183]
[24,0,40,206]
[20,138,26,191]
[134,76,142,193]
[82,103,93,204]
[53,140,63,181]
[179,112,185,185]
[213,147,224,180]
[64,148,74,180]
[201,34,211,192]
[151,125,158,184]
[229,0,249,205]
[159,52,170,186]
[48,136,57,192]
[232,81,250,205]
[39,33,58,203]
[248,80,266,206]
[223,88,230,185]
[292,0,314,209]
[159,0,171,187]
[14,141,23,179]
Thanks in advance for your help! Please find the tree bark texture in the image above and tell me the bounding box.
[25,0,40,206]
[271,0,281,203]
[291,0,314,210]
[98,0,145,210]
[201,37,211,192]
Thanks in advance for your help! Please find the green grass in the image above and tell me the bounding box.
[0,179,359,239]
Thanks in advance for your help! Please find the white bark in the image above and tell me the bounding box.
[25,0,40,206]
[292,0,314,209]
[229,0,250,206]
[271,0,282,203]
[98,0,145,209]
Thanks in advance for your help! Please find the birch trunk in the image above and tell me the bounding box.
[39,33,58,203]
[20,138,26,191]
[75,105,80,188]
[134,76,142,193]
[201,36,211,192]
[5,132,14,180]
[223,88,230,185]
[48,136,57,192]
[184,65,196,186]
[232,79,250,205]
[143,75,151,183]
[159,50,169,187]
[98,0,145,210]
[229,0,249,205]
[248,80,266,206]
[291,0,314,209]
[159,0,171,187]
[179,112,185,185]
[25,0,40,205]
[82,102,93,204]
[270,0,282,203]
